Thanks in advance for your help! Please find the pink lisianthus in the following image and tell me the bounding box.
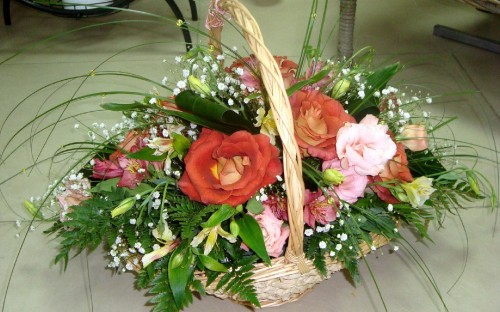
[322,158,368,204]
[336,114,397,176]
[303,189,337,228]
[263,194,288,221]
[248,206,289,258]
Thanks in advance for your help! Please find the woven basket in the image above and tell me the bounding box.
[194,0,391,307]
[459,0,500,13]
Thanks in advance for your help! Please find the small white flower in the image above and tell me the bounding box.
[174,56,182,63]
[426,97,432,104]
[319,241,327,249]
[74,123,79,129]
[357,90,365,99]
[217,82,227,91]
[387,204,394,212]
[340,233,348,241]
[393,245,400,251]
[276,175,283,182]
[115,236,122,244]
[316,226,324,233]
[134,242,142,249]
[216,54,225,60]
[153,244,160,250]
[374,91,381,97]
[149,97,157,105]
[138,247,145,254]
[371,245,376,251]
[394,228,399,233]
[177,80,187,89]
[339,219,344,226]
[125,263,134,271]
[335,244,342,251]
[148,222,154,228]
[304,229,314,236]
[227,98,234,106]
[130,218,137,225]
[182,69,190,78]
[135,194,141,200]
[173,88,181,95]
[161,76,168,85]
[329,251,336,257]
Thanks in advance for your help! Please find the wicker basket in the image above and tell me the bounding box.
[194,0,391,308]
[459,0,500,13]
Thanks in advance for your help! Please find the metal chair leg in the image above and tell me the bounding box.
[3,0,12,25]
[188,0,197,21]
[165,0,193,51]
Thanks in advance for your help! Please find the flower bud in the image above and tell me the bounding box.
[188,75,210,96]
[466,171,481,196]
[24,200,42,219]
[229,219,240,237]
[331,79,350,99]
[323,168,345,185]
[111,197,136,218]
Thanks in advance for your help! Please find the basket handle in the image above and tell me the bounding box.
[208,0,307,272]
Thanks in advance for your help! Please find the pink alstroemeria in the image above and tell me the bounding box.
[92,159,123,179]
[303,189,337,228]
[116,156,149,189]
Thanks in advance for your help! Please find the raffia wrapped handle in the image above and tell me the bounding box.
[208,0,307,271]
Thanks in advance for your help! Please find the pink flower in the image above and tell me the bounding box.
[92,159,123,179]
[303,60,332,90]
[303,189,337,228]
[322,158,368,203]
[336,114,397,176]
[400,124,428,152]
[116,154,149,189]
[57,178,92,221]
[263,194,288,221]
[251,206,290,258]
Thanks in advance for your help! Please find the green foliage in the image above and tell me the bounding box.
[168,195,218,240]
[148,257,182,312]
[175,90,258,134]
[48,197,114,269]
[236,214,271,265]
[214,256,260,308]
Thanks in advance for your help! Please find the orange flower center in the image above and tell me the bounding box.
[215,155,250,185]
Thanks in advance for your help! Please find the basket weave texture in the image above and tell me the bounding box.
[194,0,390,307]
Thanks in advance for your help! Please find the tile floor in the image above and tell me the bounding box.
[1,0,499,311]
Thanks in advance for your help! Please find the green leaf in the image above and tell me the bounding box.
[198,254,228,273]
[127,147,169,161]
[201,204,236,228]
[287,68,331,96]
[91,177,119,193]
[175,90,258,134]
[172,133,191,158]
[124,183,153,196]
[167,244,195,309]
[246,196,264,215]
[100,102,147,111]
[236,214,271,265]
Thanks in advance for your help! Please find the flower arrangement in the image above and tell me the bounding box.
[5,0,496,311]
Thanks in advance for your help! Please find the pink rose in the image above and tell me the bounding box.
[303,189,337,228]
[322,158,368,203]
[400,124,428,152]
[336,114,397,176]
[251,206,290,258]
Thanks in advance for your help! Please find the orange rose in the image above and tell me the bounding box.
[371,142,413,203]
[290,89,355,160]
[178,129,282,206]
